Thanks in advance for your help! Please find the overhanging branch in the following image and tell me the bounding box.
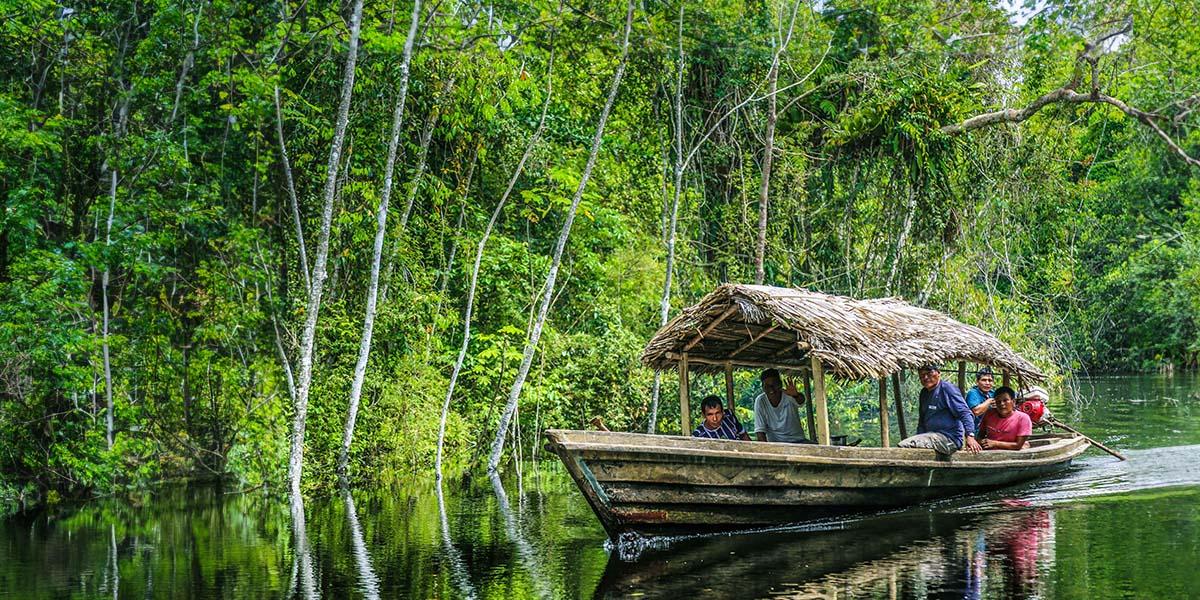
[940,15,1199,170]
[941,87,1200,169]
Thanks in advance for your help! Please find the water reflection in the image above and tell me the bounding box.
[437,480,477,599]
[344,490,380,599]
[491,471,554,599]
[595,508,1056,599]
[289,493,318,600]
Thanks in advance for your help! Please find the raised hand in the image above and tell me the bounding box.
[785,377,802,401]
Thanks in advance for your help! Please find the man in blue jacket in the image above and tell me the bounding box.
[898,364,982,455]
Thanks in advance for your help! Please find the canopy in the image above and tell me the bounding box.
[640,284,1045,382]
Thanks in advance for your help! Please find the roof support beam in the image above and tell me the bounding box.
[811,355,831,445]
[724,361,735,411]
[683,307,739,352]
[679,353,691,435]
[878,378,890,448]
[729,324,779,358]
[771,340,813,361]
[893,372,907,440]
[803,370,815,441]
[666,352,808,374]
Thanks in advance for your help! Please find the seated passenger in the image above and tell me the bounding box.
[692,395,750,440]
[753,369,812,443]
[980,386,1032,450]
[898,364,981,454]
[965,367,996,434]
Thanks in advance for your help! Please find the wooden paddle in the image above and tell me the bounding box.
[1046,417,1126,461]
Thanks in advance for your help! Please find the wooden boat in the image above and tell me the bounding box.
[545,429,1087,537]
[545,284,1094,538]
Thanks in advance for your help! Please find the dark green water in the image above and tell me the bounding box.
[3,375,1198,599]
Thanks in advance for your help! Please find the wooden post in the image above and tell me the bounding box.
[957,361,967,393]
[892,372,907,440]
[724,361,735,412]
[679,353,690,435]
[803,368,816,441]
[811,355,830,445]
[1017,374,1026,393]
[1001,369,1010,388]
[878,377,890,448]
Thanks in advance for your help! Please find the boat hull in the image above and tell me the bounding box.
[543,430,1089,537]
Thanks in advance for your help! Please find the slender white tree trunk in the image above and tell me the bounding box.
[169,1,204,124]
[754,0,803,284]
[288,0,364,497]
[435,50,554,478]
[102,170,116,450]
[274,85,310,291]
[380,75,452,304]
[336,0,421,480]
[488,0,634,473]
[649,5,686,434]
[754,53,778,285]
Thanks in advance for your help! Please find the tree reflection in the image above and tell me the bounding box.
[288,493,318,600]
[490,471,553,599]
[436,479,477,599]
[343,490,380,599]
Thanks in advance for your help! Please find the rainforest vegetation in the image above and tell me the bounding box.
[2,0,1198,509]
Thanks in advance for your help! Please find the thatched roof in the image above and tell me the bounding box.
[640,284,1045,382]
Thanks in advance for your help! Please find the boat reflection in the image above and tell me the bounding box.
[595,507,1055,599]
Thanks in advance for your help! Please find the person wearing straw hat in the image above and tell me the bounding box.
[898,364,982,454]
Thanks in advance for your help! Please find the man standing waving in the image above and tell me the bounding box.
[898,364,981,455]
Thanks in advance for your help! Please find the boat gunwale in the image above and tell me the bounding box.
[545,429,1090,470]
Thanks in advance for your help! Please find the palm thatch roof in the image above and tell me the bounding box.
[641,284,1045,382]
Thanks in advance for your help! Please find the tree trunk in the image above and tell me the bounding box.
[169,1,204,125]
[380,74,453,304]
[754,0,805,285]
[288,0,364,497]
[487,0,634,473]
[754,54,778,285]
[336,0,421,481]
[649,4,686,434]
[436,48,555,478]
[274,84,310,292]
[101,84,128,451]
[400,76,455,230]
[102,169,116,450]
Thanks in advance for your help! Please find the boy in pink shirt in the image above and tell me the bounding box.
[980,386,1032,450]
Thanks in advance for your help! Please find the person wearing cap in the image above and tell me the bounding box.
[898,364,982,454]
[965,367,996,434]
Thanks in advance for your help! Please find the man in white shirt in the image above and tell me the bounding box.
[753,369,813,443]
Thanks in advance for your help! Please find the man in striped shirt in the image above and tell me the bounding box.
[692,395,750,441]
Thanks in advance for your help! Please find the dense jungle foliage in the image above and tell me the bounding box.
[2,0,1198,509]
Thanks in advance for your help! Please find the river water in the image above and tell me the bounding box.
[2,375,1198,599]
